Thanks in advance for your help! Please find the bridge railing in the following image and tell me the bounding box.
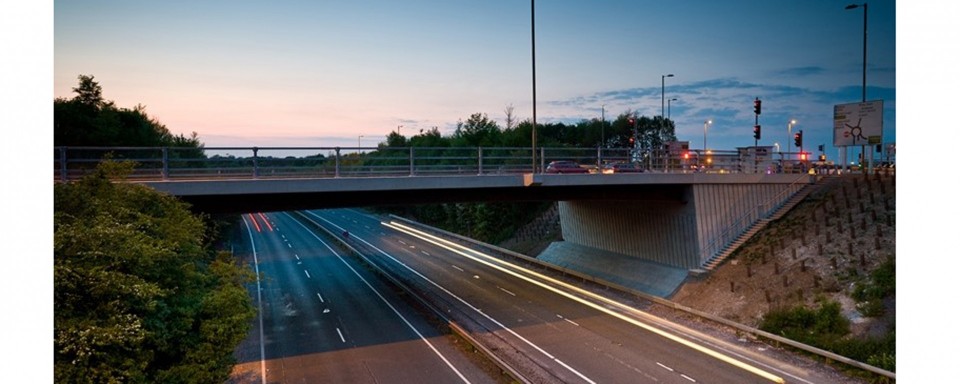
[55,146,823,181]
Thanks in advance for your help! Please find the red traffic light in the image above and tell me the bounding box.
[793,130,803,147]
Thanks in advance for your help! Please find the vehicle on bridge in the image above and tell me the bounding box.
[600,162,643,174]
[545,160,590,174]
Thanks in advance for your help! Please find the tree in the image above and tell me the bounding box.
[54,162,254,383]
[452,113,502,147]
[55,74,204,149]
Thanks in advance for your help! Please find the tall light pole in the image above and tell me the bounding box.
[397,125,403,135]
[845,3,868,103]
[787,119,797,157]
[358,135,365,153]
[600,104,605,147]
[703,119,712,165]
[668,98,677,120]
[531,0,538,173]
[661,74,674,120]
[846,3,868,171]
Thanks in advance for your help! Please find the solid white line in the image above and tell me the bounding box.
[288,212,473,384]
[657,362,674,372]
[317,292,324,303]
[336,328,346,343]
[681,374,697,382]
[498,287,516,296]
[241,216,267,384]
[304,270,311,279]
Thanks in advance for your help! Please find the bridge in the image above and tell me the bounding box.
[56,146,817,277]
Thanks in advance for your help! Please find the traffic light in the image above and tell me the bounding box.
[753,124,761,140]
[753,98,762,115]
[628,117,636,127]
[793,130,803,147]
[800,152,808,161]
[818,144,824,152]
[629,136,635,145]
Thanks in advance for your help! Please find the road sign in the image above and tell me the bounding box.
[833,100,883,147]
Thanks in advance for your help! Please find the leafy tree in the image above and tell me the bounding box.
[452,113,502,147]
[55,74,204,150]
[54,161,254,383]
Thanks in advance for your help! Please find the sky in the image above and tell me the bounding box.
[6,1,960,382]
[49,0,897,163]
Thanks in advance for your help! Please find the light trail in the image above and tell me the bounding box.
[384,220,786,384]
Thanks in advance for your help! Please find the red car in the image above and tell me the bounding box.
[544,160,589,174]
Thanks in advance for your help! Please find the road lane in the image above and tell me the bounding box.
[306,208,793,384]
[234,212,497,384]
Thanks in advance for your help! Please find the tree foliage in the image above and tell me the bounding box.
[55,74,203,148]
[54,162,255,383]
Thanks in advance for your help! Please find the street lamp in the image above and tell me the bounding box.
[397,125,403,135]
[845,3,867,103]
[667,98,677,120]
[358,135,365,153]
[703,119,712,164]
[774,142,780,153]
[661,74,674,119]
[787,119,797,156]
[600,104,606,147]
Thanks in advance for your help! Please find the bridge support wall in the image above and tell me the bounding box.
[558,181,807,270]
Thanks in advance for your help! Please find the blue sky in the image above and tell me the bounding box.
[50,0,896,162]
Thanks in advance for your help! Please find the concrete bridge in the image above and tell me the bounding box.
[59,145,815,283]
[140,172,814,274]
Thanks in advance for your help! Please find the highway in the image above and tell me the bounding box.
[230,212,499,383]
[299,208,832,384]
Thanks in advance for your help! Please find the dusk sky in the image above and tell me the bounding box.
[50,0,897,162]
[7,2,960,381]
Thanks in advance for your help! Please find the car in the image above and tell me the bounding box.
[601,162,643,174]
[544,160,589,174]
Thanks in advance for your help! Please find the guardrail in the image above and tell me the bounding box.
[54,145,826,182]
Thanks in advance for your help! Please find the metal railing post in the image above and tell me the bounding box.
[539,147,545,173]
[409,147,415,176]
[59,147,67,182]
[161,147,169,180]
[252,147,259,178]
[478,147,483,175]
[334,147,341,177]
[596,146,602,167]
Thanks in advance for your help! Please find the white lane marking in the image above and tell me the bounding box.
[336,328,346,343]
[557,314,580,327]
[294,254,300,260]
[317,293,324,303]
[304,270,311,279]
[286,242,292,248]
[398,240,407,245]
[421,250,431,256]
[681,374,697,382]
[657,362,674,372]
[281,234,286,240]
[305,213,593,384]
[288,212,474,384]
[365,225,371,229]
[498,287,516,296]
[387,221,787,384]
[451,265,464,272]
[241,216,267,384]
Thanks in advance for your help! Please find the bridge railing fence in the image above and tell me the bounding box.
[56,145,829,182]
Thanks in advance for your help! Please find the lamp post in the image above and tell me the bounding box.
[703,119,712,165]
[600,104,605,147]
[661,74,674,120]
[531,0,538,173]
[774,142,780,153]
[668,98,677,120]
[358,135,365,153]
[846,3,868,171]
[787,119,797,157]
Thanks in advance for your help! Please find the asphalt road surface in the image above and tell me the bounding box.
[229,212,499,384]
[302,208,840,384]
